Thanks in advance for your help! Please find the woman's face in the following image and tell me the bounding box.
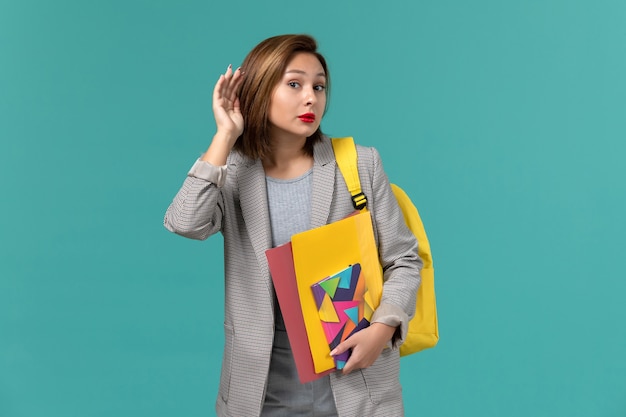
[267,52,327,142]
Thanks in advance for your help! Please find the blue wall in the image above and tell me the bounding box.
[1,1,624,416]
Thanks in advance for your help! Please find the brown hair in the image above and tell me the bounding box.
[233,34,330,160]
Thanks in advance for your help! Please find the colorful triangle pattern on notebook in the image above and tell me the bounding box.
[311,263,372,370]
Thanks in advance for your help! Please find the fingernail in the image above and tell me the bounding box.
[330,349,337,356]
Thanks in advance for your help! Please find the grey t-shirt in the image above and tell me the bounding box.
[266,170,313,247]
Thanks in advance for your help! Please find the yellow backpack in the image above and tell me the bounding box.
[332,137,439,356]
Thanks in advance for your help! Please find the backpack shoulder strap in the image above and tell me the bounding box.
[331,137,368,211]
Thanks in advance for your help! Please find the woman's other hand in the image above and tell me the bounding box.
[330,322,397,375]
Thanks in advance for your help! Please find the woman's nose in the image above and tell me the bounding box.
[305,88,316,106]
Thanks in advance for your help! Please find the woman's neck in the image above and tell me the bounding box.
[263,138,313,179]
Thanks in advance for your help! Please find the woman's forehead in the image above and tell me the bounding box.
[284,53,326,77]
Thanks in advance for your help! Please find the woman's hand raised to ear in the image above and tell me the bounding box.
[202,65,245,166]
[213,65,245,139]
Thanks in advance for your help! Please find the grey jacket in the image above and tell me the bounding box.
[164,137,421,417]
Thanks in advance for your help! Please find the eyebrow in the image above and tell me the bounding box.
[285,69,326,78]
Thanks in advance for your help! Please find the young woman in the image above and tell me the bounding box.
[164,34,421,417]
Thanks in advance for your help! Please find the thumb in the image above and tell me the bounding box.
[330,338,354,357]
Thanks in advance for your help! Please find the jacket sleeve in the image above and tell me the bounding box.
[366,147,423,347]
[163,159,227,241]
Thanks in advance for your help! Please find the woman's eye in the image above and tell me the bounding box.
[288,81,300,88]
[314,85,326,92]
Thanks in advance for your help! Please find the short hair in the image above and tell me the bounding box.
[234,34,330,160]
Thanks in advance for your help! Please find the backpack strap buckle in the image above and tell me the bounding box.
[351,192,367,210]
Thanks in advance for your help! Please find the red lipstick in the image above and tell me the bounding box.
[298,113,316,123]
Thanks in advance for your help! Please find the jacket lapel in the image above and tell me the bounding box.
[310,138,337,228]
[237,158,273,284]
